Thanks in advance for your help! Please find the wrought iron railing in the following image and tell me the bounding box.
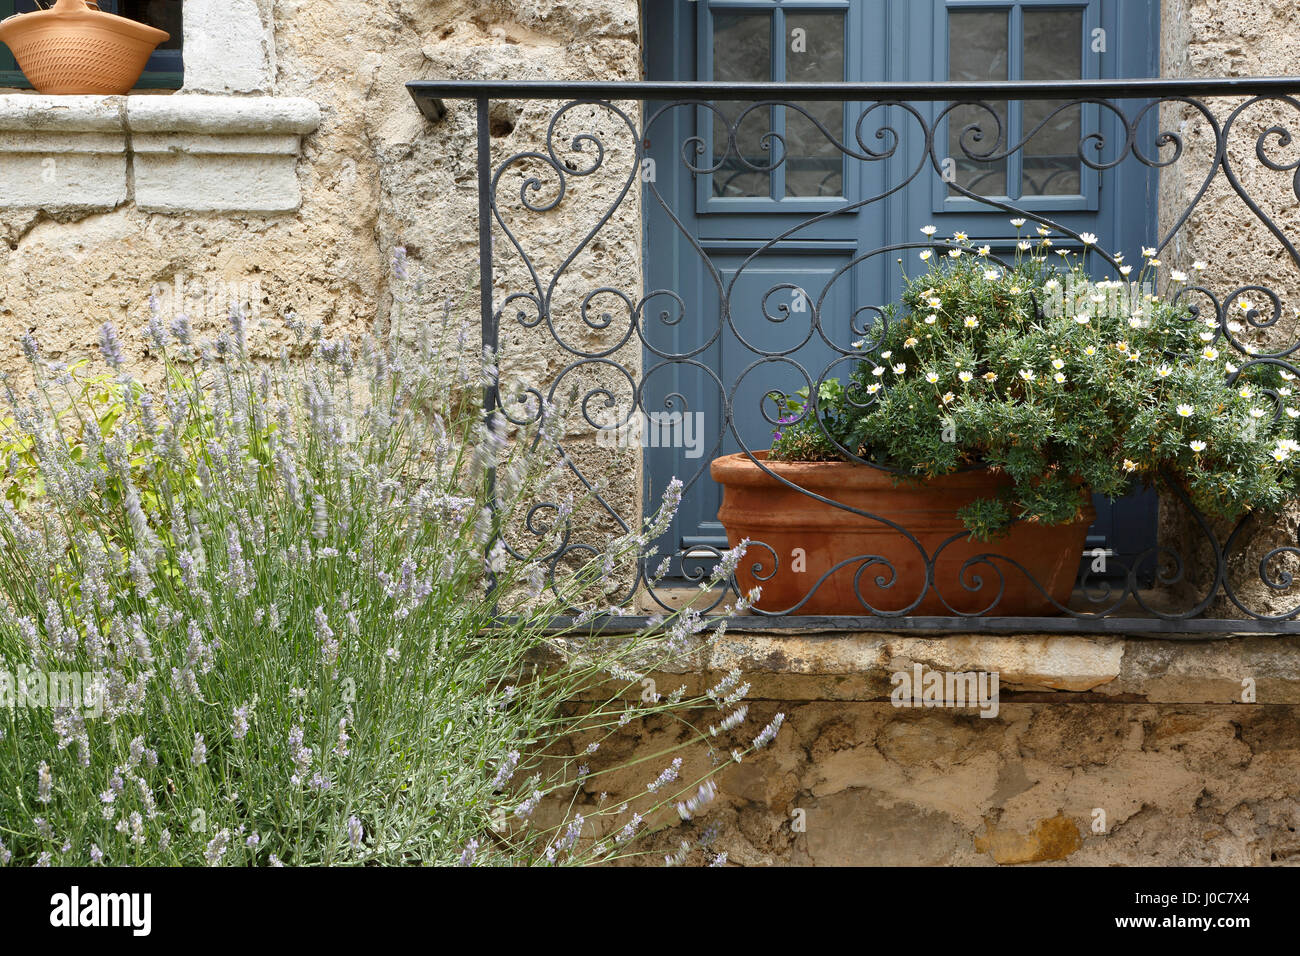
[407,78,1300,635]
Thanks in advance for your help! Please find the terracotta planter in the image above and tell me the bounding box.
[0,0,168,96]
[710,451,1096,616]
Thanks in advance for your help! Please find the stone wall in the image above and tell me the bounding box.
[559,633,1300,866]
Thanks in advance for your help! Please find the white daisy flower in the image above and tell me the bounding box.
[964,316,979,328]
[925,371,940,384]
[919,250,932,261]
[958,371,973,383]
[1080,232,1098,245]
[1176,404,1194,417]
[920,225,938,236]
[1189,439,1206,452]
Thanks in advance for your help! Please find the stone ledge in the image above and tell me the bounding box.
[560,632,1300,705]
[125,95,320,135]
[0,94,321,213]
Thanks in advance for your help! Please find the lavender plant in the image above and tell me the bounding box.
[0,260,780,867]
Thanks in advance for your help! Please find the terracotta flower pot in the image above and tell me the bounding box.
[0,0,168,96]
[710,451,1096,616]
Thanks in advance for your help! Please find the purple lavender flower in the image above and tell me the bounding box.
[98,322,126,369]
[458,839,478,867]
[491,750,520,790]
[646,757,682,793]
[204,829,230,866]
[752,712,786,749]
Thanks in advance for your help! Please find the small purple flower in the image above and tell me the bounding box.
[99,322,126,369]
[458,839,478,867]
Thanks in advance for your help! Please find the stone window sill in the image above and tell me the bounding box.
[0,93,320,214]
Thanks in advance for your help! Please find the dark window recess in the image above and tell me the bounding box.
[1,0,183,89]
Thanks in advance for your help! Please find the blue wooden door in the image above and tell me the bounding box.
[643,0,1160,582]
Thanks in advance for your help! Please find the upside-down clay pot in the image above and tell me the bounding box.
[710,451,1096,616]
[0,0,168,96]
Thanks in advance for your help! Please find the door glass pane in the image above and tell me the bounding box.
[784,11,846,197]
[712,12,773,198]
[1022,8,1083,195]
[948,9,1009,197]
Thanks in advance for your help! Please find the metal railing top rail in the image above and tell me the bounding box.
[406,76,1300,106]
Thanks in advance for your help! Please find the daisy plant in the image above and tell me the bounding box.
[771,225,1300,540]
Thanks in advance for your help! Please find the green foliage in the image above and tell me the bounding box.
[771,231,1300,538]
[0,286,774,867]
